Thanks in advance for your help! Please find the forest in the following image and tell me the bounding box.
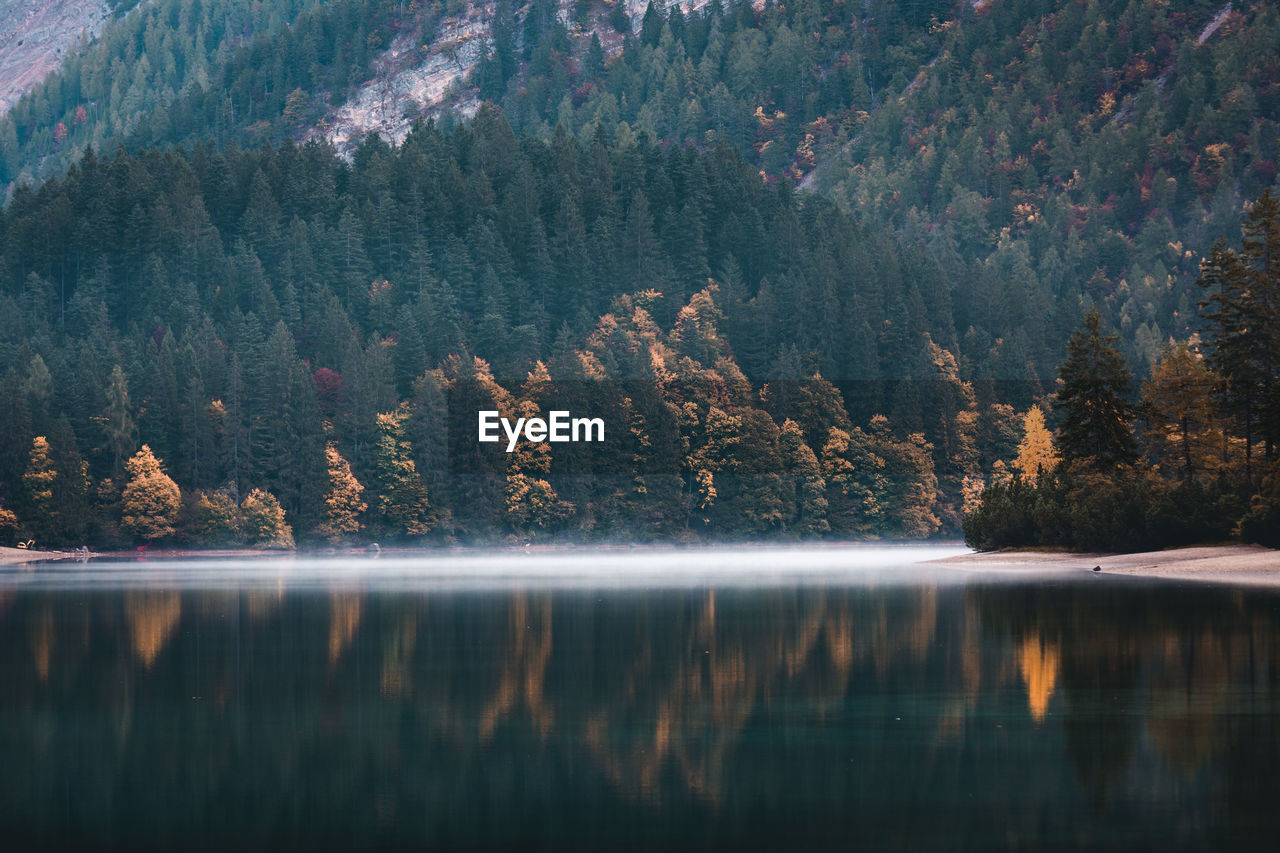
[0,113,979,546]
[0,0,1276,549]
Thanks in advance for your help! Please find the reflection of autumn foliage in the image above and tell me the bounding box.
[6,579,1280,843]
[478,596,554,741]
[328,593,362,666]
[1016,632,1060,723]
[1146,630,1231,775]
[124,591,182,669]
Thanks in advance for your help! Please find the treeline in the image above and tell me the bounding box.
[964,191,1280,551]
[0,112,1041,547]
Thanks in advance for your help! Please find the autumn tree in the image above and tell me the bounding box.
[187,489,240,545]
[779,418,829,536]
[121,445,181,542]
[239,488,295,548]
[1054,309,1138,467]
[23,436,58,540]
[1141,343,1226,481]
[0,503,17,541]
[373,404,434,537]
[869,416,940,539]
[821,426,885,538]
[1014,405,1059,482]
[505,399,573,534]
[316,442,367,542]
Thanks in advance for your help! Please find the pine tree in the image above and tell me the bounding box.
[317,442,366,543]
[1198,190,1280,464]
[103,361,137,473]
[121,445,181,542]
[1054,309,1137,467]
[1013,405,1059,482]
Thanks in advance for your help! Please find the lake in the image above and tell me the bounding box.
[1,545,1278,850]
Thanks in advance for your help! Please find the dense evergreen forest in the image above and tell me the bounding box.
[0,0,1276,549]
[0,114,978,546]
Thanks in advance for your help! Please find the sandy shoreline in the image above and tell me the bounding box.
[934,544,1280,586]
[0,545,83,565]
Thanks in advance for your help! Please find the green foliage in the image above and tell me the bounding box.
[186,489,241,546]
[967,190,1280,553]
[963,464,1244,553]
[239,488,295,549]
[373,404,434,538]
[1054,309,1139,467]
[1197,189,1280,463]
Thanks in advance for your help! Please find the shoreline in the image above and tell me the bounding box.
[933,544,1280,586]
[0,546,85,565]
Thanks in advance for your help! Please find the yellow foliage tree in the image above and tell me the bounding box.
[189,490,240,545]
[1141,343,1226,480]
[373,405,433,537]
[239,488,295,548]
[1014,406,1059,482]
[121,445,181,541]
[504,400,573,532]
[317,442,366,542]
[0,503,17,538]
[23,436,57,522]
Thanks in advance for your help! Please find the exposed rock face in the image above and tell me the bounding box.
[310,0,711,157]
[0,0,108,116]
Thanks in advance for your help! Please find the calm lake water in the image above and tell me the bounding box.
[1,546,1278,850]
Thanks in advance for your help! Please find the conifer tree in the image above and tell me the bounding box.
[102,364,136,478]
[1054,309,1138,467]
[121,445,181,541]
[1013,405,1059,482]
[317,442,367,543]
[1198,190,1280,464]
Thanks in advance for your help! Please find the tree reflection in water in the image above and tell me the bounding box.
[0,574,1277,849]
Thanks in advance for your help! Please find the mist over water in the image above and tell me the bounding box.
[1,546,1277,850]
[3,544,974,591]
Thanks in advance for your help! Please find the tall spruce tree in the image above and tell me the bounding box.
[1198,190,1280,465]
[1054,309,1138,467]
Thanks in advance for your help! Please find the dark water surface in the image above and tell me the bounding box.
[2,547,1279,850]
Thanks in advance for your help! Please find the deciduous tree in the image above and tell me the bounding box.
[121,445,181,541]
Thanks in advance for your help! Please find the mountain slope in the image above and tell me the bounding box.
[0,0,107,115]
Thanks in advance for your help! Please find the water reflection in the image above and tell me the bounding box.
[0,565,1278,849]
